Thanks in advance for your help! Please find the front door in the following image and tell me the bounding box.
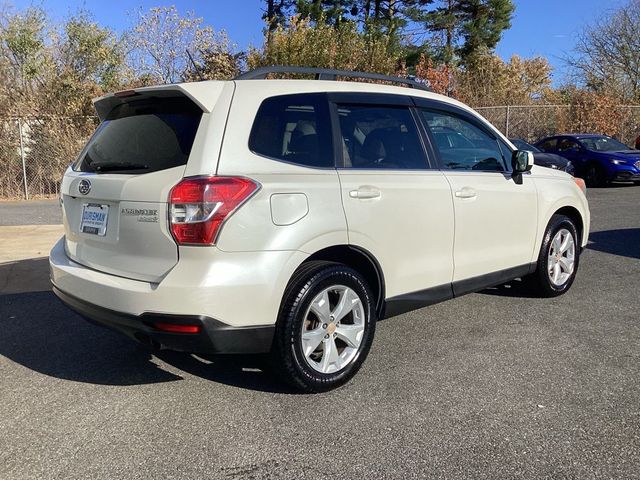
[416,105,538,292]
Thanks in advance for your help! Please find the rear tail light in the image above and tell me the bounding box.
[574,177,587,195]
[169,176,259,245]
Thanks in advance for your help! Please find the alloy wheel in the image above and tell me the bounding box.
[300,285,366,374]
[547,228,576,287]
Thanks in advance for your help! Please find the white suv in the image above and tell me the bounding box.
[49,67,590,392]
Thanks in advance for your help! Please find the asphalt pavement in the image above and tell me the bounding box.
[0,199,62,226]
[0,185,639,479]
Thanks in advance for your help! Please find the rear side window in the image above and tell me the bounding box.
[249,94,333,168]
[336,104,428,169]
[76,96,202,174]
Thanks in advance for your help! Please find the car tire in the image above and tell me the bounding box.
[271,261,376,393]
[585,163,608,188]
[525,214,580,297]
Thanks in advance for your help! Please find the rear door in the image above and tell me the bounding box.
[61,92,210,282]
[415,100,538,292]
[331,93,455,303]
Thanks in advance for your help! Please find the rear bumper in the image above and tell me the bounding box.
[53,286,275,354]
[49,236,308,353]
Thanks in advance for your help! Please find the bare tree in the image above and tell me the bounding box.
[126,6,215,84]
[569,0,640,102]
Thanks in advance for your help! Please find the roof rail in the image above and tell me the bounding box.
[235,66,431,92]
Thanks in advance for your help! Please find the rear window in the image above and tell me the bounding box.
[249,93,333,168]
[75,96,202,174]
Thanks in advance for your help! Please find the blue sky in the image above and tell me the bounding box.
[7,0,628,84]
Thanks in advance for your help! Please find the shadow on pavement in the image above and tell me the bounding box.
[588,228,640,259]
[479,278,540,298]
[157,352,300,395]
[0,257,53,295]
[0,291,182,386]
[0,258,292,392]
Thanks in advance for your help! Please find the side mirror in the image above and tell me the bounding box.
[512,150,534,173]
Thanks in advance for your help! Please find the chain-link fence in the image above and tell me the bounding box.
[0,116,98,199]
[475,105,640,145]
[2,105,640,199]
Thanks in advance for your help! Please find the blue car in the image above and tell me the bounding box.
[535,134,640,187]
[510,138,575,175]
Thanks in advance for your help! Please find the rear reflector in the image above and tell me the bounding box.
[169,176,259,245]
[153,322,201,334]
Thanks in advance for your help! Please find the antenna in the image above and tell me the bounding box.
[186,49,205,81]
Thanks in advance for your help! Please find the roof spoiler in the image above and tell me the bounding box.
[92,82,224,121]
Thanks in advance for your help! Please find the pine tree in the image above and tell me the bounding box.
[420,0,513,65]
[295,0,359,25]
[263,0,295,34]
[456,0,514,61]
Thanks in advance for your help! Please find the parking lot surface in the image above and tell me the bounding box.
[0,186,639,479]
[0,199,62,226]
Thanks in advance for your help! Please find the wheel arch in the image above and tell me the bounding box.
[552,205,585,246]
[297,245,386,319]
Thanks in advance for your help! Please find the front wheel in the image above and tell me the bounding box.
[585,163,608,187]
[525,214,580,297]
[271,261,376,393]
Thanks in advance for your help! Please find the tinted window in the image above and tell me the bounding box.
[337,105,428,169]
[537,138,557,152]
[76,96,202,174]
[420,110,508,172]
[557,138,580,152]
[578,136,628,151]
[249,94,333,168]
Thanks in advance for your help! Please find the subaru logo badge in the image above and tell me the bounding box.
[78,179,91,195]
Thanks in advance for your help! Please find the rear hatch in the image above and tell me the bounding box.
[61,90,205,283]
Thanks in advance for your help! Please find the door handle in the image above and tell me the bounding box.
[454,187,478,199]
[349,188,381,199]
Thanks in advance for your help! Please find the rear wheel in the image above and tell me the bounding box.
[585,163,608,187]
[271,261,376,393]
[525,215,580,297]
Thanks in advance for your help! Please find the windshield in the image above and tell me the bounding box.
[578,136,629,152]
[510,139,540,153]
[75,96,202,174]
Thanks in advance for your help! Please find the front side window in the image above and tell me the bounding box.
[336,104,428,170]
[249,94,333,168]
[420,109,508,172]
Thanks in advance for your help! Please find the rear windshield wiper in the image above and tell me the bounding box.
[92,162,150,172]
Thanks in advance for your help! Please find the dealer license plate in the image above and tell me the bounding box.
[80,203,109,236]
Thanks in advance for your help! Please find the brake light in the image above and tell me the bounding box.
[114,90,138,98]
[169,176,259,245]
